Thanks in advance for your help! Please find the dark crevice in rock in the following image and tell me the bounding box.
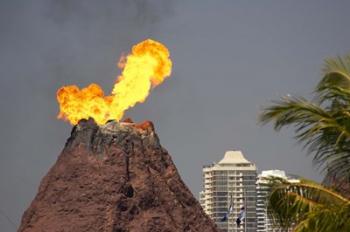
[120,184,134,198]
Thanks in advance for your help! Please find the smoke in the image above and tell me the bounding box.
[0,0,174,230]
[46,0,173,26]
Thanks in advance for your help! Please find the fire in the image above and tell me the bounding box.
[56,39,172,125]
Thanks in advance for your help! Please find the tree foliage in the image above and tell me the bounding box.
[260,54,350,231]
[265,177,350,232]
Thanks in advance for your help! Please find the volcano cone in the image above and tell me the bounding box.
[19,119,218,232]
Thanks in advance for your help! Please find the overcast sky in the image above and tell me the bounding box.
[1,0,350,230]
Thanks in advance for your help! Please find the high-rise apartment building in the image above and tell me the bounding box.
[256,170,299,232]
[200,151,257,232]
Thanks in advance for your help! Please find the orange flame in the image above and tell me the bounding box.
[56,39,172,125]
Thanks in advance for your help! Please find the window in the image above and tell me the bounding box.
[216,192,228,196]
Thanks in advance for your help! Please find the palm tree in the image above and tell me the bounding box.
[260,54,350,186]
[266,177,350,232]
[259,54,350,231]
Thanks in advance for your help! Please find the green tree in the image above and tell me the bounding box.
[266,177,350,231]
[260,55,350,231]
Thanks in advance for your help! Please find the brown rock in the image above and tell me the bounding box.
[122,118,134,123]
[18,118,218,232]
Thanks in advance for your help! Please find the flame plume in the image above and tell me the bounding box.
[56,39,172,125]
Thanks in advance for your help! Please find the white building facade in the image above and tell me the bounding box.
[200,151,257,232]
[256,170,299,232]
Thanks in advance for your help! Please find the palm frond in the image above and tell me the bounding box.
[293,203,350,232]
[318,55,350,92]
[267,178,350,231]
[259,96,350,177]
[260,53,350,232]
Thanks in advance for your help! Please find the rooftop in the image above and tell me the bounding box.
[218,150,251,164]
[202,150,256,171]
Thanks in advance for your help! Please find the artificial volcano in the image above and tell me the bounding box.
[18,119,218,232]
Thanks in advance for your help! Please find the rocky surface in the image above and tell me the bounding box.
[18,119,218,232]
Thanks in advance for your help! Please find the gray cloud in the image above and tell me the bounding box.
[1,1,350,231]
